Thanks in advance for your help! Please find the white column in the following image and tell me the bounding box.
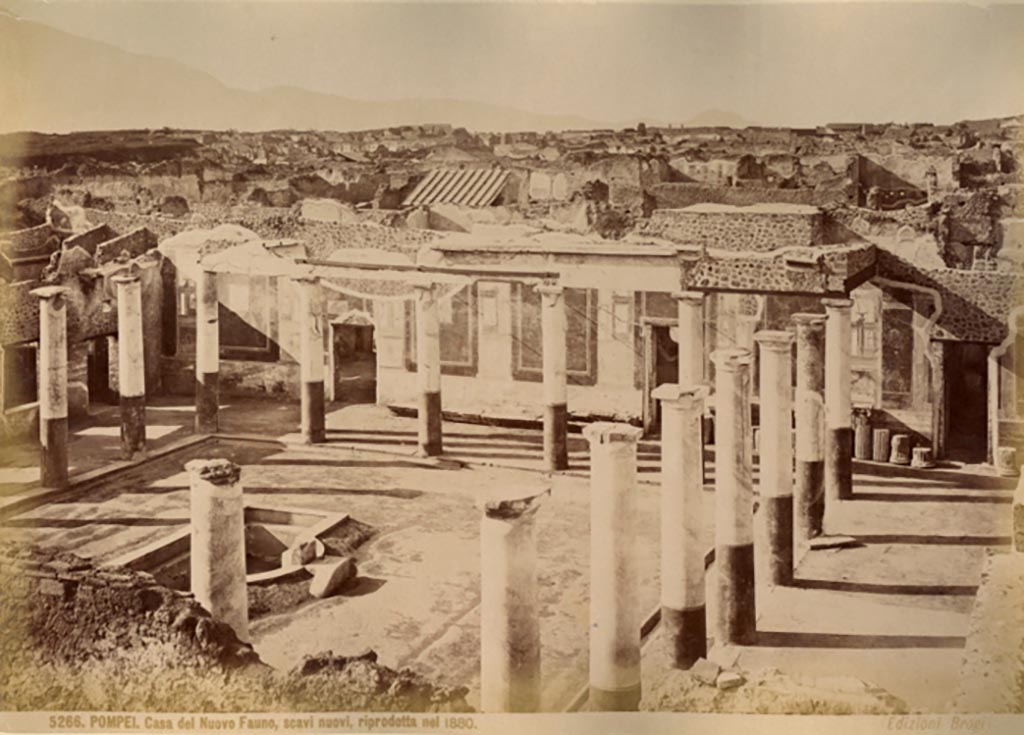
[194,269,219,433]
[414,281,442,456]
[32,286,70,488]
[113,273,146,458]
[793,313,826,545]
[674,291,705,386]
[653,383,708,668]
[187,458,249,643]
[538,284,568,471]
[584,422,644,711]
[479,490,546,712]
[823,298,853,504]
[296,277,326,444]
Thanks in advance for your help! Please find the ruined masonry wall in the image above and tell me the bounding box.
[644,209,825,250]
[650,183,848,210]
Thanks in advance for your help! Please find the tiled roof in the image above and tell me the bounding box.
[403,168,509,207]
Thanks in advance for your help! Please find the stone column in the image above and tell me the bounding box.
[187,458,249,642]
[823,299,853,504]
[33,286,69,489]
[652,383,708,668]
[755,330,795,586]
[194,269,219,434]
[538,284,568,471]
[584,422,644,711]
[296,277,326,444]
[674,291,705,386]
[711,348,756,646]
[113,274,146,458]
[479,490,546,712]
[414,282,442,456]
[793,313,826,545]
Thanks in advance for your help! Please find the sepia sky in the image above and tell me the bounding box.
[3,0,1023,126]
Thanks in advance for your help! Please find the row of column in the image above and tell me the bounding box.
[192,274,571,468]
[33,274,148,489]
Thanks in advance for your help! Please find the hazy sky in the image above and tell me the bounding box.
[4,1,1023,126]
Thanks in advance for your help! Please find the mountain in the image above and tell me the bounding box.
[0,15,600,134]
[683,109,752,129]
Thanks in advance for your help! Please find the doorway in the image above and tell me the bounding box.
[331,322,377,405]
[944,342,989,463]
[642,321,679,436]
[86,336,116,406]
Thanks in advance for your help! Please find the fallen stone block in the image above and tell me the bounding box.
[308,557,358,599]
[281,537,326,568]
[690,657,721,686]
[717,671,745,690]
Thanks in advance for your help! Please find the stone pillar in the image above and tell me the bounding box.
[853,409,873,460]
[711,348,756,646]
[793,313,826,546]
[538,284,568,471]
[479,490,545,712]
[584,422,644,711]
[414,282,442,457]
[296,277,326,444]
[652,383,708,668]
[113,274,146,458]
[755,331,795,587]
[872,428,891,462]
[33,286,69,489]
[674,291,705,386]
[187,458,249,642]
[194,269,219,434]
[823,299,854,505]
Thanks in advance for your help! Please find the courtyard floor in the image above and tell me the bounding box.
[0,396,1015,712]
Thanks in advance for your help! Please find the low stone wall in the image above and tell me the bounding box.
[650,183,848,210]
[644,206,824,250]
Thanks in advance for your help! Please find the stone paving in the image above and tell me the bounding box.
[0,395,1015,712]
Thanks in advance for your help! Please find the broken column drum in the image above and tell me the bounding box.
[479,490,545,713]
[194,269,220,433]
[755,330,796,587]
[297,277,326,444]
[113,273,146,458]
[414,281,443,457]
[653,383,708,668]
[853,409,873,460]
[33,286,70,488]
[538,284,568,472]
[793,313,826,545]
[890,434,912,465]
[711,348,756,646]
[584,422,644,711]
[823,299,854,503]
[674,291,705,386]
[187,458,249,643]
[872,428,892,463]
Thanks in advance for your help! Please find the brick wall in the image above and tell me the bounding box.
[95,228,158,265]
[644,206,825,251]
[649,183,849,210]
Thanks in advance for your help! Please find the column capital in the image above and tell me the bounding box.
[185,458,241,486]
[111,272,141,286]
[672,290,705,305]
[583,422,643,446]
[754,329,795,351]
[711,347,752,371]
[792,312,826,329]
[651,382,707,409]
[31,285,69,301]
[821,297,854,311]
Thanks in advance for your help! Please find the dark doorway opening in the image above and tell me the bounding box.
[332,323,377,405]
[643,323,679,436]
[944,342,989,463]
[87,336,116,406]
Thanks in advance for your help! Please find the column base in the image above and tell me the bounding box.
[543,402,569,471]
[715,542,756,646]
[301,380,326,444]
[417,390,443,457]
[40,416,69,489]
[119,393,147,458]
[662,604,707,669]
[194,372,219,434]
[762,494,794,586]
[825,426,854,502]
[794,459,824,541]
[588,683,641,712]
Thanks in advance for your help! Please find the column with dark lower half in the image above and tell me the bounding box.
[755,330,795,586]
[479,490,546,712]
[793,313,826,546]
[33,286,70,488]
[113,273,146,458]
[652,383,708,668]
[296,277,326,444]
[711,348,756,646]
[538,284,568,471]
[414,281,443,456]
[584,422,644,710]
[823,298,854,504]
[186,458,249,642]
[674,291,705,386]
[194,269,220,433]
